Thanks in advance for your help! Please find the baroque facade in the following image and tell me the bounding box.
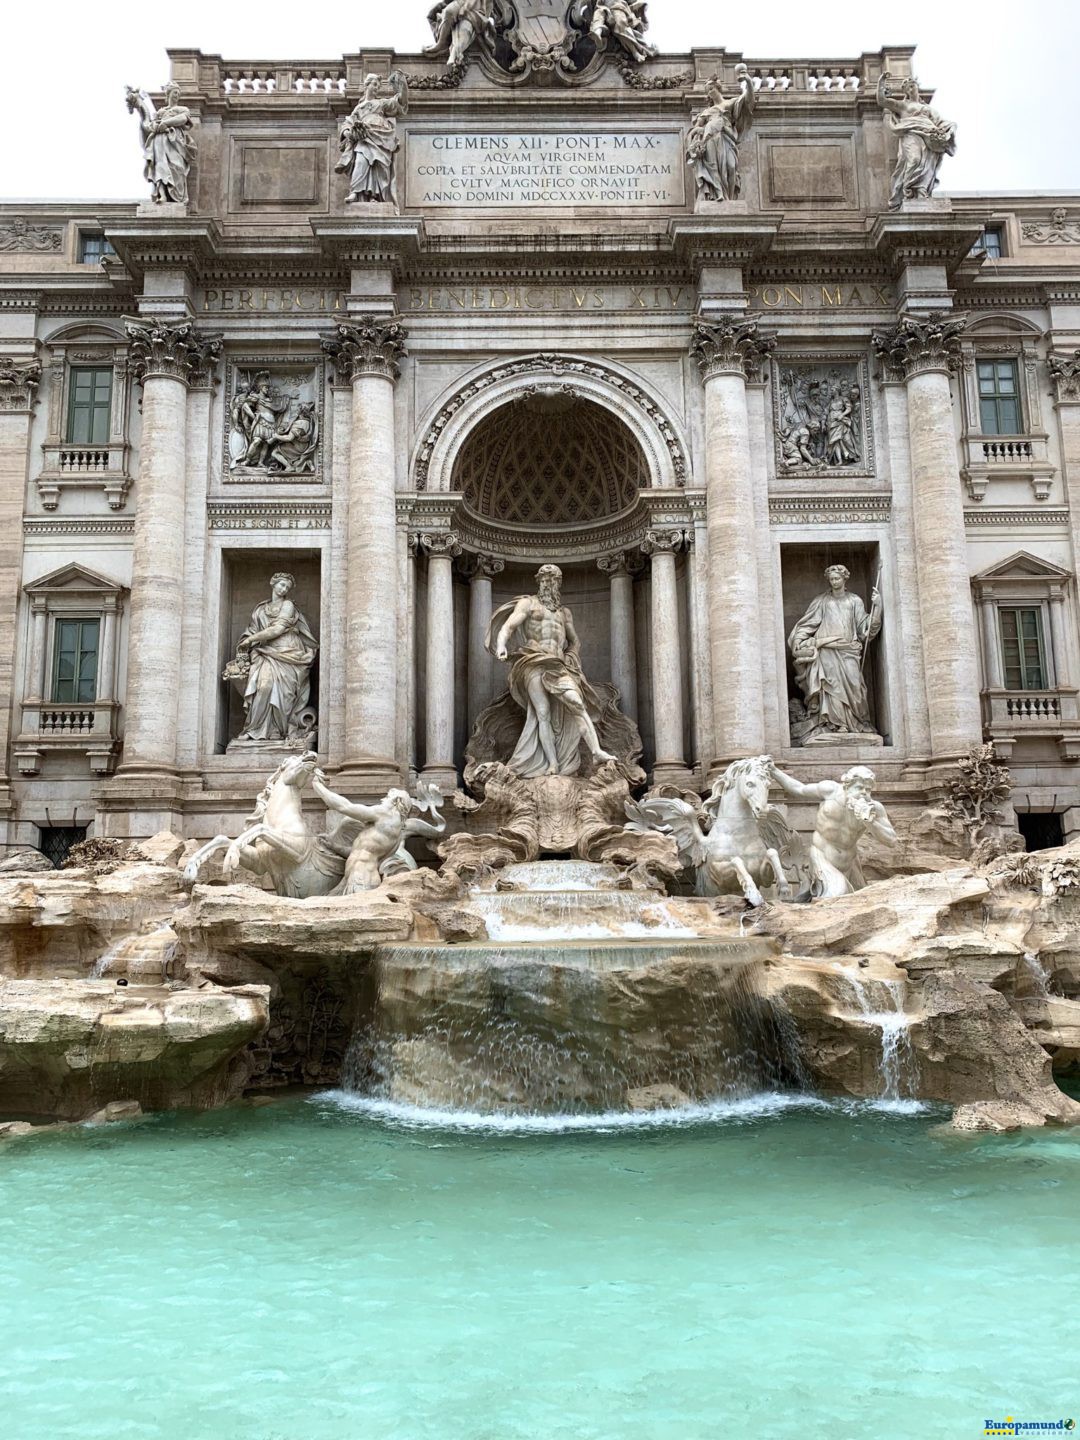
[3,8,1080,854]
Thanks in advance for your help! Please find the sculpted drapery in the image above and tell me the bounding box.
[230,574,318,745]
[788,567,882,739]
[876,73,956,208]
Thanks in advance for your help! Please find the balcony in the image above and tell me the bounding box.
[962,432,1054,503]
[981,688,1080,761]
[13,700,122,776]
[35,441,131,511]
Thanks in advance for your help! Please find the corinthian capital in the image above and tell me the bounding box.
[125,319,222,387]
[691,317,775,382]
[419,530,462,560]
[321,318,408,383]
[871,312,967,380]
[0,359,42,412]
[1048,350,1080,405]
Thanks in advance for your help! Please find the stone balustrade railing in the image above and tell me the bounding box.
[982,687,1080,761]
[168,46,907,100]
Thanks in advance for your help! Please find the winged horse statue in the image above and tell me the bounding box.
[181,752,446,898]
[625,755,800,907]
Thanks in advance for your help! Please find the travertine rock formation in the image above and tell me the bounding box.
[0,980,268,1120]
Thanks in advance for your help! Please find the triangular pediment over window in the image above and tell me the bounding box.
[972,551,1072,583]
[24,563,125,598]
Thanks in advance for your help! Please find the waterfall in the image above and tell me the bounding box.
[845,974,916,1102]
[1019,951,1052,1000]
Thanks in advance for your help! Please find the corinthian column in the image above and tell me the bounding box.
[119,321,220,778]
[691,318,775,774]
[419,531,461,791]
[462,553,504,732]
[322,318,407,789]
[873,314,982,760]
[597,550,640,721]
[641,528,692,786]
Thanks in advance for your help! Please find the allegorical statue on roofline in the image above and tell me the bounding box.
[876,72,957,208]
[336,72,409,205]
[125,82,196,205]
[686,64,756,205]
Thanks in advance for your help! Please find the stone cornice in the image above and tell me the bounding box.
[768,494,892,526]
[868,211,984,275]
[1048,350,1080,405]
[0,359,42,413]
[310,218,424,268]
[691,317,775,382]
[125,318,223,387]
[105,219,222,283]
[871,312,967,380]
[321,318,407,383]
[668,216,781,269]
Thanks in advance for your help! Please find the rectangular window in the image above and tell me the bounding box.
[78,232,114,264]
[977,358,1021,435]
[999,606,1047,690]
[66,367,112,445]
[51,618,100,703]
[979,226,1004,259]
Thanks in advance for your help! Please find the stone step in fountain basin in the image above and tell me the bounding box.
[346,934,789,1115]
[464,859,728,942]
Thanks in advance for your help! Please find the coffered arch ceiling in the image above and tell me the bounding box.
[454,393,647,528]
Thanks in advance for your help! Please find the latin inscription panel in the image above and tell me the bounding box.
[406,129,686,208]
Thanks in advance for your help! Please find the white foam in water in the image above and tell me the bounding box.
[478,914,698,943]
[312,1089,928,1133]
[314,1090,830,1132]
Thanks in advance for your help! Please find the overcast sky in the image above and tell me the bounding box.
[3,0,1078,200]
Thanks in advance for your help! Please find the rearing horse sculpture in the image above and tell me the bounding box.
[625,755,798,906]
[181,752,346,897]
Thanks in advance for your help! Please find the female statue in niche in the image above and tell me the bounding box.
[788,565,882,742]
[225,573,318,746]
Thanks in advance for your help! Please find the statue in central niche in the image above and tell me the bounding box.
[489,564,617,778]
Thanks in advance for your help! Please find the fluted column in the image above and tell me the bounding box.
[0,361,41,810]
[597,551,640,720]
[641,528,692,785]
[118,321,220,777]
[420,531,461,790]
[873,314,982,760]
[1049,587,1071,688]
[25,596,48,704]
[322,319,407,788]
[462,553,504,732]
[691,318,775,774]
[977,592,1004,690]
[1050,353,1080,684]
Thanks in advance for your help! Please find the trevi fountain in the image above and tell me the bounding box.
[1,4,1079,1437]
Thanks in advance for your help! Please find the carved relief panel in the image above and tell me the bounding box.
[223,356,324,483]
[771,356,874,480]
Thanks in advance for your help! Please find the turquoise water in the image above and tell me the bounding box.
[2,1093,1079,1440]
